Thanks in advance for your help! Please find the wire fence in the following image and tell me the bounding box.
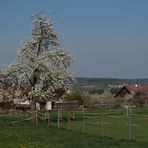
[1,108,148,142]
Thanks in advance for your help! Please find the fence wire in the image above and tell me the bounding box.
[1,108,148,141]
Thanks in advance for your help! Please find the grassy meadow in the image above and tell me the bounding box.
[0,108,148,147]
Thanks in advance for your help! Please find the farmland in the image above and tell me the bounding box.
[0,108,148,147]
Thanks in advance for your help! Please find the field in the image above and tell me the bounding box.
[0,108,148,147]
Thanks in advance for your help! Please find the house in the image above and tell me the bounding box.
[44,88,67,110]
[114,85,148,98]
[1,82,70,110]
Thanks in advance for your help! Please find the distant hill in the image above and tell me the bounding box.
[75,77,148,91]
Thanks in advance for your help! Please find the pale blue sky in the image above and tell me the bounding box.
[0,0,148,78]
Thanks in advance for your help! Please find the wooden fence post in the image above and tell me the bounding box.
[48,111,50,126]
[72,111,75,119]
[128,107,132,140]
[82,108,85,133]
[68,112,71,130]
[35,110,38,125]
[98,113,100,136]
[101,113,104,138]
[57,109,60,128]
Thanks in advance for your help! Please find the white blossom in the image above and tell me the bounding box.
[0,13,75,103]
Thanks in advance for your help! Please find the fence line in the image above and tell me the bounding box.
[132,114,148,117]
[1,108,148,141]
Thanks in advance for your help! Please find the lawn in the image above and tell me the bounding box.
[55,108,148,142]
[0,123,148,148]
[0,108,148,148]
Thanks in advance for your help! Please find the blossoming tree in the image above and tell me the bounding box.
[0,13,75,123]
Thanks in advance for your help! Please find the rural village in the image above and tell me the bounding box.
[0,1,148,148]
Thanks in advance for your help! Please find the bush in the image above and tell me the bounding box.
[0,96,13,109]
[64,91,84,105]
[128,97,146,107]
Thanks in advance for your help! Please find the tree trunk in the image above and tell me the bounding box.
[31,100,38,124]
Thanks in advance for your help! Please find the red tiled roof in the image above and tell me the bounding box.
[114,85,148,97]
[126,85,148,92]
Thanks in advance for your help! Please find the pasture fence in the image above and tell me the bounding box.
[1,108,148,141]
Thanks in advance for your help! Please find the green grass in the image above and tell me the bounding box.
[0,122,148,148]
[0,108,148,147]
[57,108,148,142]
